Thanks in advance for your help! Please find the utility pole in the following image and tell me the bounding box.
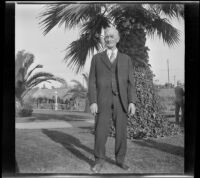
[167,59,170,84]
[174,75,176,86]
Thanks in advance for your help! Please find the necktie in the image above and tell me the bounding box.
[109,51,115,63]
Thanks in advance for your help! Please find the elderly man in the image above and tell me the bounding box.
[88,27,138,173]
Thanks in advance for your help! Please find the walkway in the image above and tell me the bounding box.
[16,119,94,129]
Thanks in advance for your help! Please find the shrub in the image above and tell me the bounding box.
[18,103,33,117]
[110,21,182,139]
[109,66,182,139]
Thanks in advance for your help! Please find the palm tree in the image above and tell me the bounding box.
[15,50,65,106]
[38,3,184,72]
[70,79,87,98]
[66,73,90,112]
[38,3,184,138]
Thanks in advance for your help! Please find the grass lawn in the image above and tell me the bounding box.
[16,110,184,174]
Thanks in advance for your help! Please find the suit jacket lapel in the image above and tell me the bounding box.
[117,51,122,79]
[101,50,111,70]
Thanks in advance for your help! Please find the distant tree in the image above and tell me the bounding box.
[65,73,90,112]
[15,50,65,106]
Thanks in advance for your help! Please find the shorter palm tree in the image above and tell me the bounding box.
[15,50,65,106]
[65,73,89,112]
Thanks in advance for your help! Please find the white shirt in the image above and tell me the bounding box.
[106,48,118,60]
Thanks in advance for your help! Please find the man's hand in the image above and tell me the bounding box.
[90,103,98,116]
[128,103,136,116]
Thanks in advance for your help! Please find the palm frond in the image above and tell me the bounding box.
[71,79,87,92]
[22,77,63,98]
[154,4,184,19]
[142,5,182,46]
[54,77,66,84]
[66,82,87,99]
[71,79,84,88]
[64,32,102,73]
[27,78,52,89]
[60,8,110,74]
[80,13,110,35]
[146,17,181,47]
[38,4,68,35]
[25,64,43,82]
[27,75,65,89]
[27,72,54,86]
[39,4,107,73]
[23,53,35,76]
[59,4,102,29]
[38,4,102,35]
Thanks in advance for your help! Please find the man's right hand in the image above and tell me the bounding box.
[90,103,98,116]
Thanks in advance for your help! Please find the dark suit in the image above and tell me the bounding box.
[88,50,138,163]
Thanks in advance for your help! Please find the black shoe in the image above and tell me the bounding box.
[116,162,130,170]
[91,162,103,173]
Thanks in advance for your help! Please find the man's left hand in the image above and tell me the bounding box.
[128,103,136,116]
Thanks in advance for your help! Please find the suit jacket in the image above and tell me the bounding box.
[88,50,138,113]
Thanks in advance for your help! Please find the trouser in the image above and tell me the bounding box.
[175,100,184,124]
[94,94,128,164]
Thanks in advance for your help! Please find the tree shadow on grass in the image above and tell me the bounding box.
[42,129,116,167]
[133,139,184,157]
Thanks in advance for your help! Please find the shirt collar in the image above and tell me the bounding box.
[106,48,118,58]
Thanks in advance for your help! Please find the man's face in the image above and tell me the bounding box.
[104,29,119,49]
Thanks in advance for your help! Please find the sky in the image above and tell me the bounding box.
[15,4,185,88]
